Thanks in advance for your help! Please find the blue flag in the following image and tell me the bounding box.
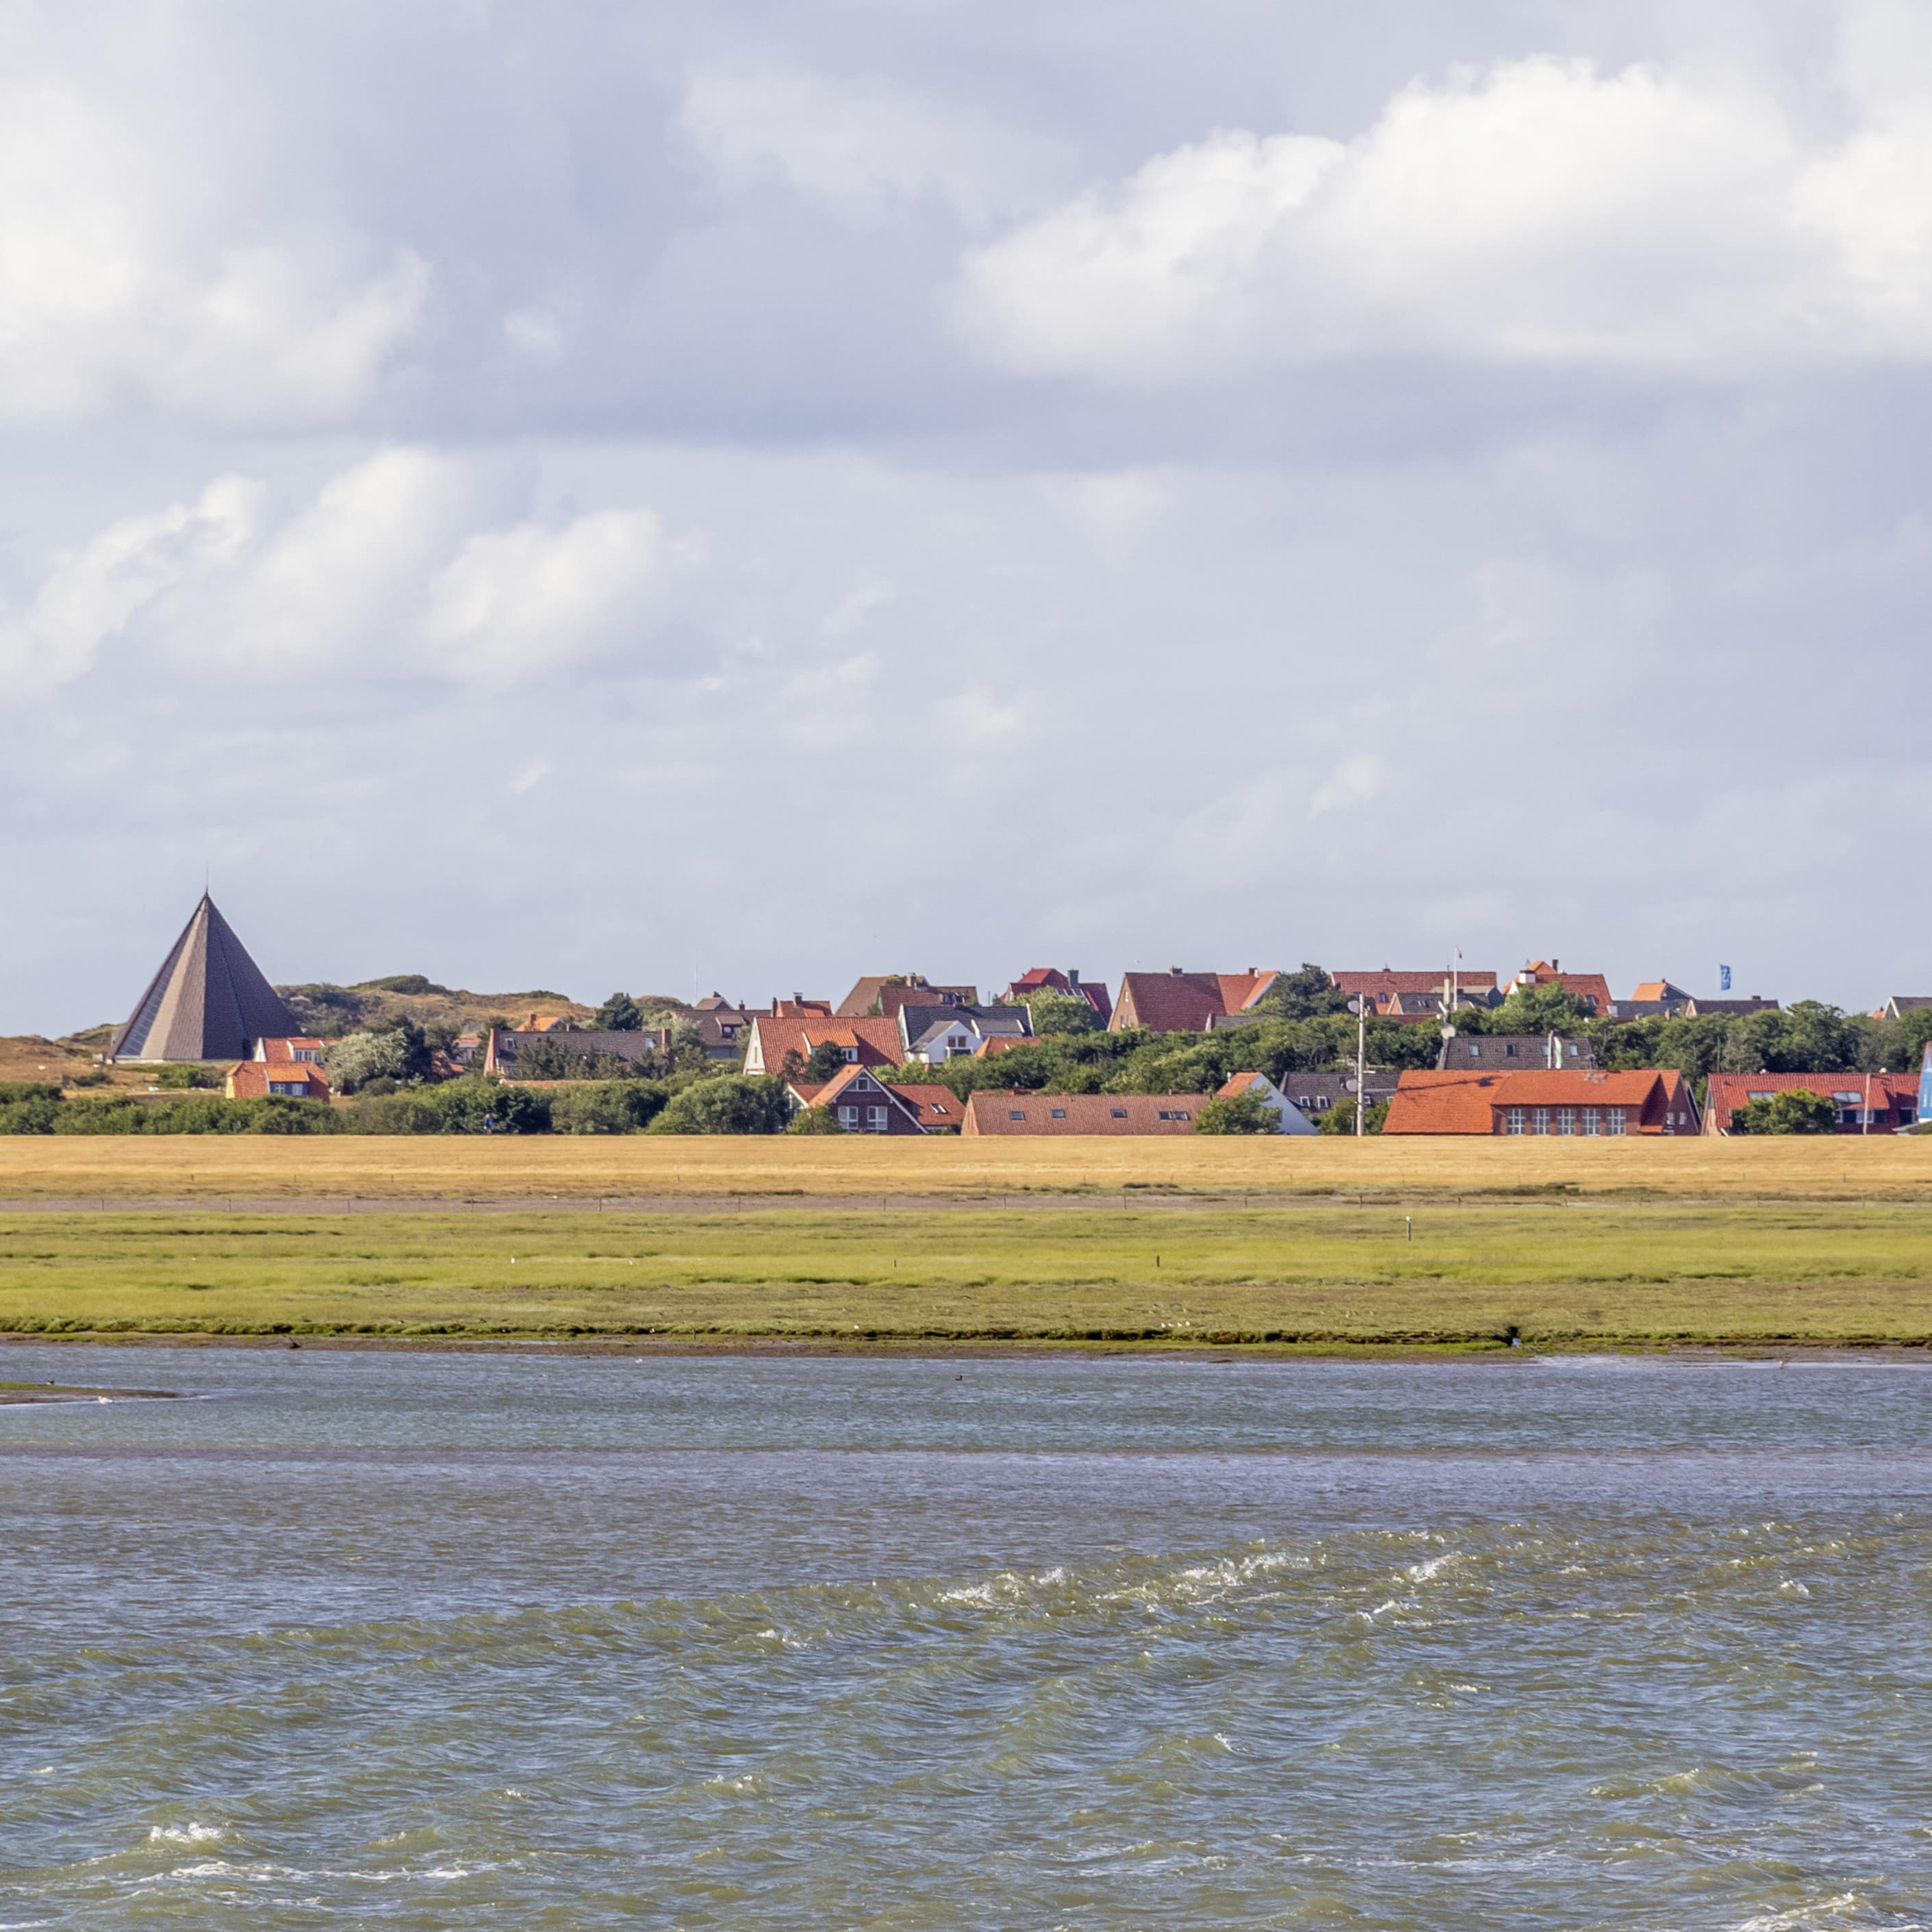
[1719,964,1731,991]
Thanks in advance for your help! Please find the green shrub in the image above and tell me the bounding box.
[1733,1089,1838,1135]
[346,1078,552,1134]
[0,1097,62,1134]
[786,1105,848,1134]
[1193,1093,1277,1134]
[548,1081,668,1134]
[0,1082,63,1104]
[648,1076,789,1135]
[153,1063,220,1090]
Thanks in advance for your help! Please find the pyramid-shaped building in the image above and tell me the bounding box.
[111,895,298,1063]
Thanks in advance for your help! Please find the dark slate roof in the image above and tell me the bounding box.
[1436,1034,1597,1071]
[1276,1069,1403,1110]
[112,895,296,1063]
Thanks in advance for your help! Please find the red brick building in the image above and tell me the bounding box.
[1384,1068,1698,1136]
[1703,1071,1919,1134]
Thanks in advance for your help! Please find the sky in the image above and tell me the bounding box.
[3,0,1930,1030]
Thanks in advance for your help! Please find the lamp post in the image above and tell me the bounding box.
[1348,995,1369,1138]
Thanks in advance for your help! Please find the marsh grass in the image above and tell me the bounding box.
[6,1201,1932,1345]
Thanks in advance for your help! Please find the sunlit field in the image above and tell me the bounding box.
[1,1132,1929,1202]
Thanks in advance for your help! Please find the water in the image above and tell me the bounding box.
[5,1347,1932,1929]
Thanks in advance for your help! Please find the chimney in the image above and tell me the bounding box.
[1170,965,1184,976]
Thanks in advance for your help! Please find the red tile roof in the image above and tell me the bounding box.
[1112,971,1277,1034]
[1703,1071,1918,1134]
[746,1013,902,1075]
[1333,969,1497,998]
[963,1091,1215,1135]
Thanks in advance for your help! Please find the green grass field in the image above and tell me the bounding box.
[8,1200,1932,1347]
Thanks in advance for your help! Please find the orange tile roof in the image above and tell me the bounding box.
[225,1060,331,1101]
[1384,1067,1692,1134]
[1334,969,1497,997]
[748,1013,902,1075]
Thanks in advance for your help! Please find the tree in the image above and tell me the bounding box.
[786,1105,848,1134]
[1315,1095,1388,1135]
[326,1028,413,1093]
[1251,964,1350,1021]
[1733,1088,1837,1134]
[594,991,644,1032]
[1193,1093,1277,1134]
[1460,983,1594,1037]
[648,1076,790,1134]
[802,1040,852,1083]
[1015,988,1100,1036]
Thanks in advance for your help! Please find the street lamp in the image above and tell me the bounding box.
[1347,995,1369,1138]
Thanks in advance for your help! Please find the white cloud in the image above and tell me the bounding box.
[0,477,260,695]
[957,52,1932,380]
[676,67,1060,225]
[1310,754,1386,816]
[422,509,691,687]
[0,71,426,424]
[0,453,698,693]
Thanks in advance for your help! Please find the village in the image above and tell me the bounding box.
[7,892,1923,1141]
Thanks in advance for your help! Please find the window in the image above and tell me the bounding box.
[1555,1107,1575,1135]
[1832,1091,1864,1104]
[1158,1110,1173,1119]
[292,1047,320,1062]
[951,1037,968,1051]
[1902,1106,1918,1126]
[1605,1108,1625,1135]
[1748,1091,1775,1102]
[842,1046,859,1063]
[866,1106,887,1132]
[1505,1108,1525,1135]
[1504,1043,1518,1058]
[269,1080,303,1095]
[1467,1044,1479,1058]
[1050,1108,1066,1119]
[1110,1108,1127,1119]
[1581,1108,1600,1135]
[1530,1108,1550,1135]
[1175,1111,1190,1121]
[838,1106,858,1126]
[1009,1110,1026,1121]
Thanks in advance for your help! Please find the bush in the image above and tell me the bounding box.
[1193,1093,1277,1134]
[0,1082,62,1104]
[347,1079,551,1134]
[0,1097,62,1134]
[353,974,448,995]
[1315,1096,1388,1135]
[648,1076,789,1135]
[153,1063,219,1090]
[327,1021,432,1093]
[786,1105,848,1134]
[36,1095,339,1135]
[548,1081,668,1134]
[1733,1089,1838,1134]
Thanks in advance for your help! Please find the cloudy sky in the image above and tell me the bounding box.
[4,0,1929,1029]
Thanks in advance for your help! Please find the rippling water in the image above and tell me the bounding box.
[5,1347,1932,1929]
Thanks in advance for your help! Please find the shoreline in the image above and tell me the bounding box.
[4,1330,1927,1362]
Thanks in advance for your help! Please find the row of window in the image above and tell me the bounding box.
[1005,1107,1186,1122]
[1501,1106,1626,1136]
[837,1105,891,1131]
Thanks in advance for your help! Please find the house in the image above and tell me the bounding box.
[1681,995,1779,1017]
[1436,1034,1597,1071]
[783,1066,962,1134]
[680,1000,754,1063]
[1110,969,1279,1033]
[1007,968,1113,1027]
[962,1091,1217,1136]
[1332,969,1500,1017]
[1510,961,1614,1016]
[1881,997,1932,1020]
[836,975,977,1017]
[898,1002,1034,1064]
[1384,1068,1699,1136]
[252,1035,326,1064]
[483,1026,671,1077]
[743,1012,904,1076]
[1216,1073,1317,1134]
[1702,1071,1919,1135]
[1278,1069,1403,1118]
[770,996,835,1018]
[226,1054,331,1101]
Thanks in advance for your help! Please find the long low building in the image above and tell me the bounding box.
[963,1091,1212,1136]
[1703,1071,1920,1134]
[1383,1069,1699,1136]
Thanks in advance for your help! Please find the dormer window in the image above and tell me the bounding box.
[843,1046,858,1063]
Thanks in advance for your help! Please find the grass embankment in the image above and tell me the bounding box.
[1,1135,1931,1201]
[7,1202,1932,1347]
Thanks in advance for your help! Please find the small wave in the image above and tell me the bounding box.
[147,1822,222,1846]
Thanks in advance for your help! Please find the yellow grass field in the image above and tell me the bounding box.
[0,1132,1928,1202]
